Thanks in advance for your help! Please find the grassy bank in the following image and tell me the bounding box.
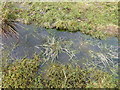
[1,2,119,39]
[2,55,118,88]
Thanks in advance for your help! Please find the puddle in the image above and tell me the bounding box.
[2,23,119,71]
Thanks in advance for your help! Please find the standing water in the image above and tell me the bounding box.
[1,23,119,73]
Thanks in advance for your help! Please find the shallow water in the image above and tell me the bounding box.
[2,23,119,70]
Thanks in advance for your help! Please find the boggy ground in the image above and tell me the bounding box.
[1,2,119,88]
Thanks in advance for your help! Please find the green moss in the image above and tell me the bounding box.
[0,2,18,21]
[40,63,89,88]
[2,58,118,88]
[2,55,42,88]
[1,2,118,39]
[20,2,118,39]
[39,63,118,88]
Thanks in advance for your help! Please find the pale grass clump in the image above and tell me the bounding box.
[37,36,76,62]
[87,42,118,76]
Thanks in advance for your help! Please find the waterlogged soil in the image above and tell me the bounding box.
[2,23,118,67]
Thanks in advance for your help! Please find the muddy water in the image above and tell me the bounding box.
[2,23,119,68]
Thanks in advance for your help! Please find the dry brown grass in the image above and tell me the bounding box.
[97,24,119,37]
[0,2,19,39]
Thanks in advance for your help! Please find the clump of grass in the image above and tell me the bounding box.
[87,40,118,76]
[0,2,19,38]
[38,36,76,62]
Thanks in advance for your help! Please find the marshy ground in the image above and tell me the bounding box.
[0,2,119,88]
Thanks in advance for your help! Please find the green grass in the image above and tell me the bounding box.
[1,2,119,39]
[2,55,42,88]
[2,55,118,88]
[20,2,118,39]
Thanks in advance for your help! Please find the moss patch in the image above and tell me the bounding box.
[1,2,119,39]
[2,58,118,88]
[20,2,118,39]
[2,55,42,88]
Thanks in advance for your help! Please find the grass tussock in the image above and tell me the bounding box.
[0,2,19,38]
[39,36,75,62]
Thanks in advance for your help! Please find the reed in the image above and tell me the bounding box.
[0,2,19,39]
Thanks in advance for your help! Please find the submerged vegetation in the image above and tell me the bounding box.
[0,2,119,39]
[39,36,75,62]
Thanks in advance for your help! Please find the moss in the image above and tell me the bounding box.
[20,2,118,39]
[2,55,42,88]
[0,2,17,21]
[2,59,118,88]
[39,63,118,88]
[86,68,119,88]
[1,2,118,39]
[40,63,88,88]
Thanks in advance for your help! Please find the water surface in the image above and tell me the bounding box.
[2,23,118,70]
